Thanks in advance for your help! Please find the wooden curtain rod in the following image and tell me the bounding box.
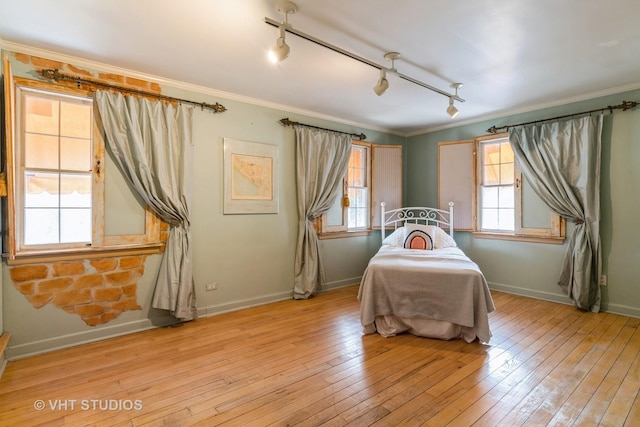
[38,69,227,113]
[487,100,638,134]
[279,118,367,140]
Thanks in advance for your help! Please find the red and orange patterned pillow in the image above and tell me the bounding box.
[403,229,434,250]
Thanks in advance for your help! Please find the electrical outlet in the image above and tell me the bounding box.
[599,274,607,287]
[205,282,217,291]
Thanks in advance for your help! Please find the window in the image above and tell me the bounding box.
[320,141,371,235]
[478,136,515,232]
[475,134,564,243]
[346,144,369,230]
[318,141,402,238]
[18,89,93,248]
[438,133,564,243]
[4,60,163,263]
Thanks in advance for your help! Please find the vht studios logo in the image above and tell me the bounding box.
[34,399,143,411]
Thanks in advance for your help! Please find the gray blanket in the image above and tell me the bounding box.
[358,246,495,343]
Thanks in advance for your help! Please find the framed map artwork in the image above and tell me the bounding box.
[223,138,279,214]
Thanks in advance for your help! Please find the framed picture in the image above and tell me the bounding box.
[223,138,279,214]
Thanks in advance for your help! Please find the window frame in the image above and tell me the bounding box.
[346,143,370,231]
[4,69,163,265]
[317,141,403,239]
[318,140,372,238]
[473,133,565,244]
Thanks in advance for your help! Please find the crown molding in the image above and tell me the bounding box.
[1,41,398,137]
[408,82,640,137]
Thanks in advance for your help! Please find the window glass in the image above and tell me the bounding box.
[24,134,58,169]
[479,138,515,232]
[347,145,369,229]
[20,90,93,247]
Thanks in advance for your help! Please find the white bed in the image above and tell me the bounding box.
[357,203,495,343]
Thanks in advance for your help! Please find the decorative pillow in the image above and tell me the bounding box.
[403,228,434,250]
[433,226,457,248]
[382,227,406,246]
[404,223,457,249]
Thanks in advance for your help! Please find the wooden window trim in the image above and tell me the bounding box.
[3,57,164,263]
[473,133,565,244]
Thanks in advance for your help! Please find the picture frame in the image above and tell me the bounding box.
[223,138,279,214]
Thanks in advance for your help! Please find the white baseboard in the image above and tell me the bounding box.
[196,290,293,318]
[195,277,361,319]
[488,281,640,318]
[600,302,640,318]
[6,316,176,360]
[321,277,361,291]
[488,281,574,306]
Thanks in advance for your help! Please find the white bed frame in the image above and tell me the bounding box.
[380,202,454,245]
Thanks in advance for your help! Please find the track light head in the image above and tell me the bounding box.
[269,29,290,63]
[447,98,459,118]
[373,69,389,96]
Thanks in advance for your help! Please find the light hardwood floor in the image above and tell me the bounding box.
[1,285,639,426]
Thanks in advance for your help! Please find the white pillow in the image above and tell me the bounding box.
[433,226,457,248]
[382,227,406,246]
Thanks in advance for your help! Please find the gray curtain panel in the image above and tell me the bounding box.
[294,126,352,299]
[94,90,197,321]
[509,115,603,312]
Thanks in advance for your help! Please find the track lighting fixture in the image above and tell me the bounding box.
[373,52,400,96]
[373,69,389,96]
[265,1,465,115]
[268,0,297,63]
[447,83,463,118]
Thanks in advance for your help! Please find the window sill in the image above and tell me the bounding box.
[473,231,565,245]
[4,243,164,265]
[318,230,372,240]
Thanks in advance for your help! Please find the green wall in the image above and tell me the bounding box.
[407,90,640,317]
[1,49,403,358]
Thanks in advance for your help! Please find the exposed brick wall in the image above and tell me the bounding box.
[13,52,163,94]
[9,257,147,326]
[8,52,171,327]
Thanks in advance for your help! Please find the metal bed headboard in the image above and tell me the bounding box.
[380,202,454,245]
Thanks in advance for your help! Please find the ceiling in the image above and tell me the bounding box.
[2,0,640,136]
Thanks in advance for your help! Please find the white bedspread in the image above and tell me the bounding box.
[358,246,495,343]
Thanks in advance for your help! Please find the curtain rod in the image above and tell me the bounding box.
[487,100,638,134]
[279,118,367,140]
[38,69,227,113]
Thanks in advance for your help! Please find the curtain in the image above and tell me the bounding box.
[294,126,352,299]
[509,115,603,312]
[94,90,197,321]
